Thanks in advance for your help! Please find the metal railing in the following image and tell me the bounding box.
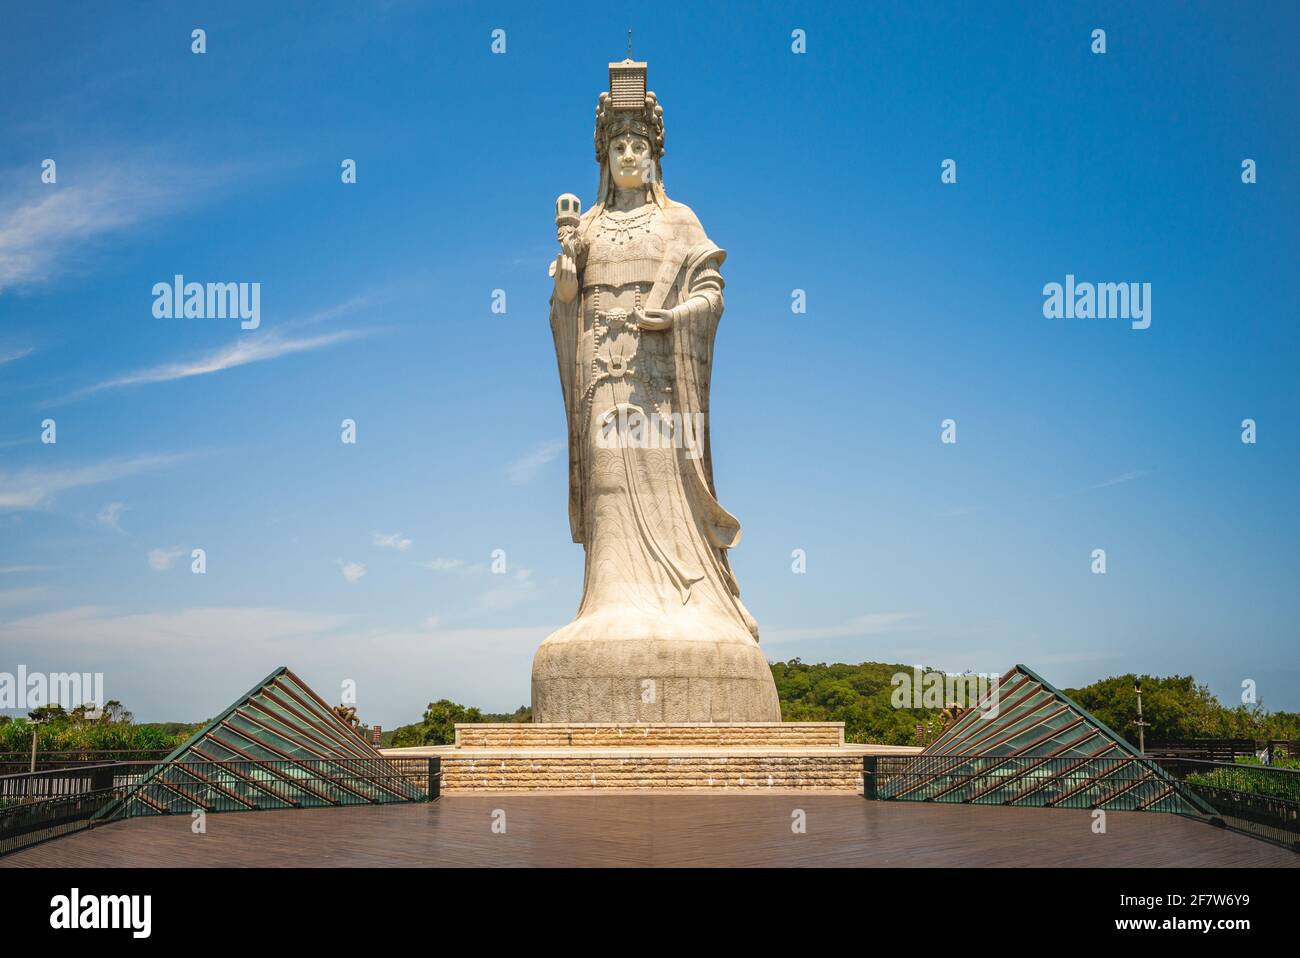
[0,749,174,776]
[1145,739,1300,763]
[862,754,1198,810]
[0,763,143,857]
[0,761,149,802]
[0,755,441,858]
[1158,757,1300,849]
[119,757,430,814]
[862,753,1300,851]
[0,785,129,857]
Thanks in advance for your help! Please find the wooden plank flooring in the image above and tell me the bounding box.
[2,794,1295,867]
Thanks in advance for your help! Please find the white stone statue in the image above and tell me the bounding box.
[531,59,781,723]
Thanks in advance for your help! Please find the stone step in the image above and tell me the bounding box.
[383,727,921,793]
[453,722,845,749]
[429,749,869,792]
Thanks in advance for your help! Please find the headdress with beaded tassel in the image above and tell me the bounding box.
[592,57,668,210]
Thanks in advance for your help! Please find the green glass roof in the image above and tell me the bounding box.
[879,664,1216,816]
[102,667,423,819]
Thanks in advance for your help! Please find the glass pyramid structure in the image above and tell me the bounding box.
[103,667,424,819]
[877,664,1217,817]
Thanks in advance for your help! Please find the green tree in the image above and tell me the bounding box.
[1064,674,1219,742]
[27,705,67,723]
[404,700,483,746]
[378,664,1300,752]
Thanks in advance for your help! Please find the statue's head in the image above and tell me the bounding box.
[592,62,667,205]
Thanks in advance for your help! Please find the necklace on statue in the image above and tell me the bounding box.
[596,204,655,245]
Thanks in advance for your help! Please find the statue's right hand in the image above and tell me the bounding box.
[554,253,578,303]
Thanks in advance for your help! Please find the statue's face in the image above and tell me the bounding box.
[608,132,653,190]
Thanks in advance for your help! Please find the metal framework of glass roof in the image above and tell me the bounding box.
[878,664,1217,817]
[102,667,424,819]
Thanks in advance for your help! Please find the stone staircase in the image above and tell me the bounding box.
[384,723,920,793]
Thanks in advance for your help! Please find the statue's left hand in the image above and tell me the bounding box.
[553,253,579,303]
[634,308,673,331]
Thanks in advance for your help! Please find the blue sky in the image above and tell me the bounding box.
[1,1,1297,725]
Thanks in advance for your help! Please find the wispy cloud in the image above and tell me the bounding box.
[505,439,566,485]
[0,160,229,293]
[478,568,539,610]
[147,547,184,571]
[417,556,537,614]
[1085,470,1147,491]
[764,612,917,643]
[55,329,366,404]
[0,605,549,723]
[340,561,366,584]
[0,587,49,608]
[296,294,380,328]
[423,556,465,571]
[1050,470,1149,501]
[0,346,34,365]
[0,605,349,650]
[0,565,50,574]
[0,453,192,511]
[373,531,412,551]
[416,553,483,574]
[96,501,127,532]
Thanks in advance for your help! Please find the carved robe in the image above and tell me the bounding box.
[548,195,760,641]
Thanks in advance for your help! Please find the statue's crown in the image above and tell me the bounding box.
[595,58,665,161]
[608,59,647,110]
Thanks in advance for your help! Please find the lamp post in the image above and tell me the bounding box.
[1134,679,1150,754]
[29,717,40,774]
[26,716,43,799]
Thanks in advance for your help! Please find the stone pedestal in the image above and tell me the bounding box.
[531,624,781,723]
[383,723,921,793]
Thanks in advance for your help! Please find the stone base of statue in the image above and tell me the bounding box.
[531,606,781,723]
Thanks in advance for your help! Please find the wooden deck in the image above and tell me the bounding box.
[2,794,1295,867]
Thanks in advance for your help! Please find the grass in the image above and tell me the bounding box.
[1184,755,1300,801]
